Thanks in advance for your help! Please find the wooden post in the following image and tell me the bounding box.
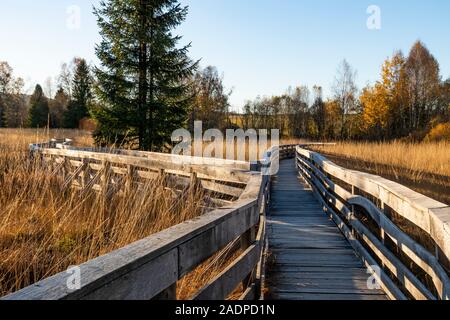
[82,159,90,189]
[61,157,69,179]
[240,226,256,291]
[125,164,136,193]
[190,171,198,189]
[101,161,111,195]
[159,168,167,186]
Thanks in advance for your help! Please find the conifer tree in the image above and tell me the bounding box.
[51,86,70,128]
[92,0,197,150]
[28,84,49,128]
[63,58,92,128]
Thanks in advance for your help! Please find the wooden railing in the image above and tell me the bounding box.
[10,142,448,300]
[295,146,450,300]
[3,142,293,300]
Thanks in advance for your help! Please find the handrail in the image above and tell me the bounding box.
[295,145,450,300]
[3,142,295,300]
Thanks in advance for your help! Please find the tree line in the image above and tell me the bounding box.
[0,58,92,129]
[1,0,449,151]
[238,41,450,141]
[0,0,232,151]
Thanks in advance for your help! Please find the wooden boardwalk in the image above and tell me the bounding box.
[266,159,388,300]
[6,143,448,300]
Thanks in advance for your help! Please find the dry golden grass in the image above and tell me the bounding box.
[177,240,244,300]
[311,141,450,204]
[312,141,450,178]
[0,130,339,298]
[0,129,226,297]
[0,128,94,149]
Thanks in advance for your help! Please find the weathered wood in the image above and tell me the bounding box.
[38,148,252,184]
[201,180,244,198]
[193,244,260,300]
[240,225,257,290]
[348,196,450,299]
[296,145,450,300]
[239,284,256,300]
[297,146,450,265]
[33,144,251,170]
[267,159,389,301]
[178,199,259,277]
[296,162,405,300]
[20,142,431,301]
[273,292,388,300]
[4,188,261,300]
[355,221,435,300]
[63,162,87,190]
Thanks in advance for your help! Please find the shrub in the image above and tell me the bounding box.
[425,123,450,141]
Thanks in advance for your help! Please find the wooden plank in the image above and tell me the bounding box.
[4,196,260,300]
[41,146,251,170]
[269,241,352,250]
[81,249,178,300]
[178,200,258,277]
[193,244,260,300]
[271,248,360,255]
[355,222,435,300]
[266,158,389,301]
[268,272,370,281]
[40,148,252,184]
[270,282,381,292]
[268,234,346,241]
[268,266,369,273]
[201,180,244,198]
[304,176,406,300]
[296,146,450,265]
[272,292,388,300]
[348,196,450,299]
[239,284,256,300]
[298,151,445,300]
[270,226,344,236]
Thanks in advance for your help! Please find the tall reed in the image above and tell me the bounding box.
[0,129,211,296]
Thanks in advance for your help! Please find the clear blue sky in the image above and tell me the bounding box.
[1,0,449,111]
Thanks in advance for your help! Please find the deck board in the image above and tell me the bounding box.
[266,159,388,300]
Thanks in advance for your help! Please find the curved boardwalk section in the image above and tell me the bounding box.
[266,159,387,300]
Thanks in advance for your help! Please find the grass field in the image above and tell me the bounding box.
[0,129,237,298]
[310,141,450,205]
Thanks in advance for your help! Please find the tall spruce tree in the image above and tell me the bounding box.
[92,0,197,150]
[28,84,49,128]
[63,58,92,128]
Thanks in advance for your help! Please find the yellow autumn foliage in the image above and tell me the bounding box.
[425,123,450,141]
